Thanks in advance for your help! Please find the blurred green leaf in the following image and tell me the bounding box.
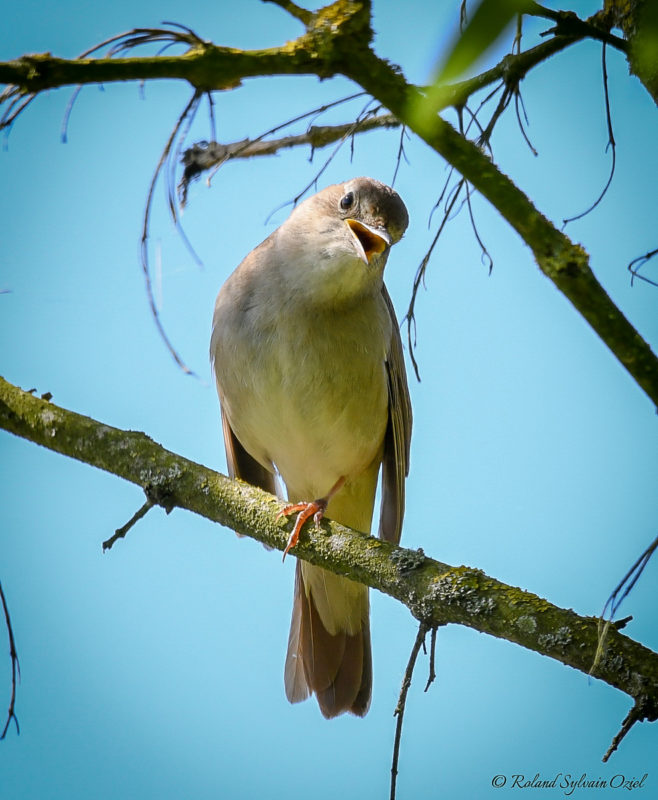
[408,0,530,132]
[633,0,658,101]
[437,0,530,84]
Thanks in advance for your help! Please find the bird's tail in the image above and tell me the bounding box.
[284,560,371,718]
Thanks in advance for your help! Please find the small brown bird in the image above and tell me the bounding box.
[210,177,412,718]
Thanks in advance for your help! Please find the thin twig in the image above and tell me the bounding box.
[477,83,515,148]
[76,22,204,61]
[102,499,155,551]
[563,44,616,227]
[603,534,658,622]
[510,13,538,155]
[514,88,537,155]
[391,124,409,186]
[602,702,648,762]
[424,626,438,692]
[141,90,202,376]
[391,622,428,800]
[0,93,36,136]
[405,57,506,378]
[264,97,382,223]
[60,85,84,143]
[178,93,371,203]
[591,534,658,677]
[164,91,203,268]
[0,581,20,739]
[206,91,216,143]
[465,180,493,275]
[628,248,658,288]
[405,177,466,381]
[527,3,628,54]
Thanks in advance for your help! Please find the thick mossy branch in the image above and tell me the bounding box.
[0,46,324,94]
[2,374,658,717]
[0,2,373,93]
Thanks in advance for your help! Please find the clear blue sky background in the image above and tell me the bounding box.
[1,1,657,798]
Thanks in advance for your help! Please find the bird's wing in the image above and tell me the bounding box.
[221,407,278,496]
[378,285,413,544]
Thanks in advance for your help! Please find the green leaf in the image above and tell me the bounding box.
[437,0,530,84]
[407,0,530,132]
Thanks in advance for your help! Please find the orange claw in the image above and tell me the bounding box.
[278,499,328,561]
[277,476,346,562]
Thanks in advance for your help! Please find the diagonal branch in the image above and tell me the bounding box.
[179,112,400,195]
[2,374,658,725]
[338,47,658,409]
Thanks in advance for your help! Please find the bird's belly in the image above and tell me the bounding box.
[225,340,388,499]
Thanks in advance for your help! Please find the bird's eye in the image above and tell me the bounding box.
[340,192,354,210]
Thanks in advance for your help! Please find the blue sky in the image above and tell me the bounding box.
[1,1,658,798]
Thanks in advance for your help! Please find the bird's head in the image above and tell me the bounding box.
[277,177,408,306]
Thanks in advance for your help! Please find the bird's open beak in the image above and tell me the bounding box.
[346,219,391,264]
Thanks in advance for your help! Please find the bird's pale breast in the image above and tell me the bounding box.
[213,290,390,502]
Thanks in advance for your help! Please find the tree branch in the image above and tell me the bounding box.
[179,112,400,195]
[527,3,629,53]
[176,32,579,187]
[336,47,658,409]
[2,374,658,722]
[0,2,373,95]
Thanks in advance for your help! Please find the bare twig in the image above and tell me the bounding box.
[391,622,428,800]
[514,86,537,155]
[60,85,84,143]
[178,109,396,203]
[465,180,493,275]
[591,534,658,678]
[527,3,628,54]
[264,97,383,223]
[424,626,438,692]
[0,92,36,139]
[603,534,658,622]
[164,91,204,268]
[628,248,658,288]
[391,124,409,186]
[405,176,466,381]
[102,499,155,551]
[0,582,20,739]
[1,22,203,136]
[511,13,538,155]
[140,90,202,376]
[77,22,205,60]
[563,44,616,226]
[477,83,515,148]
[603,701,649,762]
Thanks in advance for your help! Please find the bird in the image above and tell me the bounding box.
[210,176,412,718]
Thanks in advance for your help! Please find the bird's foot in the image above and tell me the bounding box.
[278,499,328,561]
[277,476,346,562]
